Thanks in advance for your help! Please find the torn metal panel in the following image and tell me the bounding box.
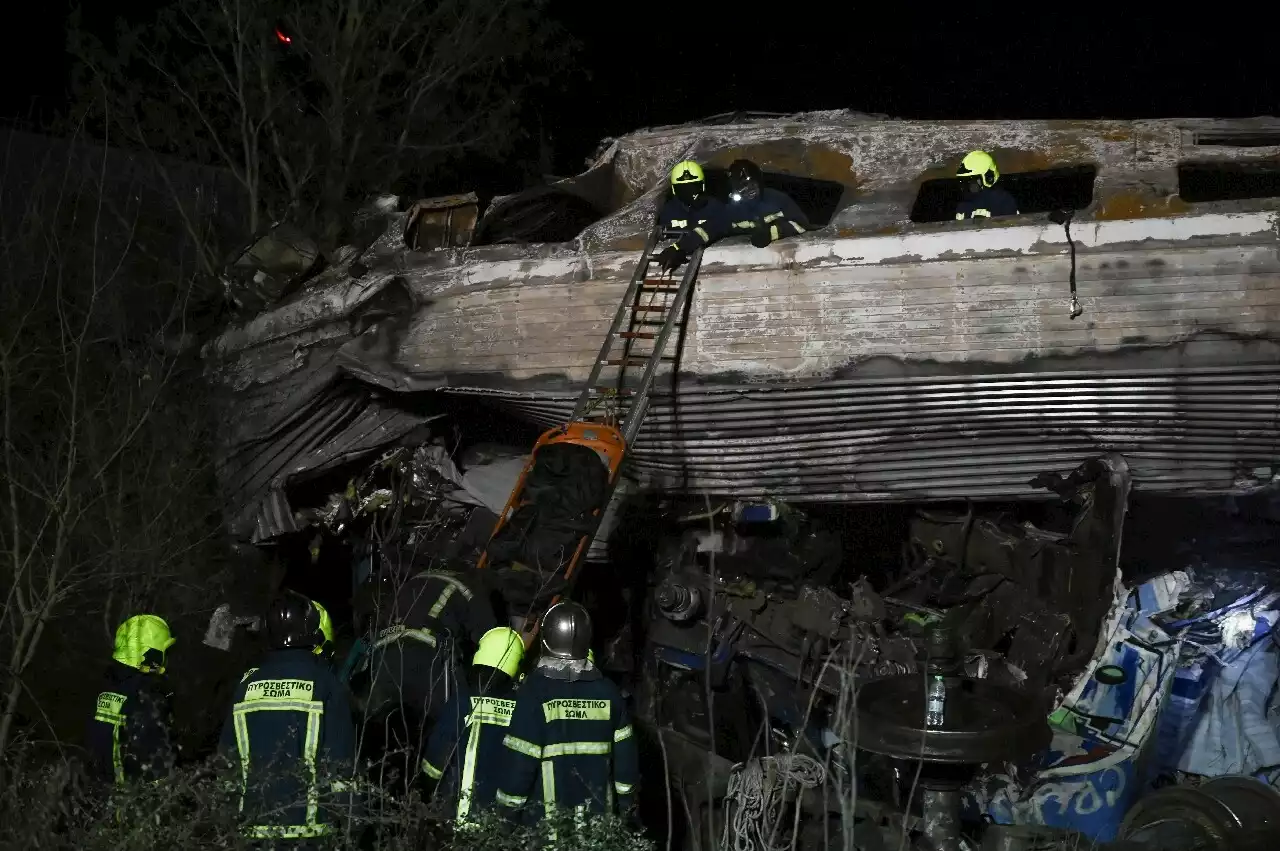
[218,378,438,541]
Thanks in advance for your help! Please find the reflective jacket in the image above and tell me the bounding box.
[955,187,1019,220]
[658,196,730,255]
[218,649,357,841]
[368,568,497,721]
[726,188,810,243]
[85,661,176,787]
[422,673,519,821]
[495,664,638,822]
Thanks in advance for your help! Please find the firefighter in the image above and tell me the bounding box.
[365,556,497,792]
[725,158,810,247]
[219,593,357,844]
[656,160,729,273]
[421,626,526,821]
[86,614,177,788]
[954,150,1020,220]
[495,601,638,827]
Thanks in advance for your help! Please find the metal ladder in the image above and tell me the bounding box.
[574,227,705,440]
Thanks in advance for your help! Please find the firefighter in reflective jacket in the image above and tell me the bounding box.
[421,626,526,820]
[725,158,810,247]
[656,160,729,272]
[367,560,497,724]
[86,614,177,787]
[954,150,1020,220]
[495,602,638,824]
[219,593,357,843]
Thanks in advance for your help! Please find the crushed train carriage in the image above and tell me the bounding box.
[206,109,1280,545]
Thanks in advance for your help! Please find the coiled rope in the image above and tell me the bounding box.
[721,754,827,851]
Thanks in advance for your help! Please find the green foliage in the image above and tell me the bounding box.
[0,755,654,851]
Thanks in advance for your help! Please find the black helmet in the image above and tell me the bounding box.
[540,601,593,661]
[266,592,326,652]
[728,159,763,203]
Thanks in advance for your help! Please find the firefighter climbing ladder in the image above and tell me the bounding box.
[477,227,705,641]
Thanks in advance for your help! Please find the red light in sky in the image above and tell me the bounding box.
[275,28,292,45]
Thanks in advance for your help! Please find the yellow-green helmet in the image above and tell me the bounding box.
[113,614,176,674]
[957,150,999,188]
[313,601,335,657]
[670,160,705,187]
[474,627,525,678]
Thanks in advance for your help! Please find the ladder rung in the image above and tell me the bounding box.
[591,387,635,396]
[633,319,680,327]
[641,279,679,289]
[617,331,656,340]
[631,305,669,313]
[606,356,676,366]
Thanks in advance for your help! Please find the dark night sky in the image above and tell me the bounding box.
[4,5,1278,177]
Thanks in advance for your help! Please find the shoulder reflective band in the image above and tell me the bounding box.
[373,624,437,649]
[243,679,316,701]
[670,218,688,228]
[542,699,610,722]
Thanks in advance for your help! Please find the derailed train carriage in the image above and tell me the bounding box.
[204,110,1280,847]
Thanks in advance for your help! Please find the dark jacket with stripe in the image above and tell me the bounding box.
[658,195,730,255]
[726,188,810,243]
[495,665,638,820]
[218,649,357,840]
[422,672,519,820]
[85,661,176,786]
[368,568,497,721]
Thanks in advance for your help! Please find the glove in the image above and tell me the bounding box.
[657,244,685,273]
[750,225,773,248]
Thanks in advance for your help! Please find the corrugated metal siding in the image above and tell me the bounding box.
[446,363,1280,502]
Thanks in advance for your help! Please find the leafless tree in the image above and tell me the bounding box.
[0,127,226,757]
[68,0,565,246]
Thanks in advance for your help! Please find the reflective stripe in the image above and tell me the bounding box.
[496,789,526,807]
[542,741,611,758]
[541,760,557,821]
[790,222,806,234]
[414,570,474,601]
[614,725,633,743]
[615,781,634,794]
[427,584,458,620]
[232,689,325,831]
[503,734,542,759]
[770,224,780,242]
[694,226,710,242]
[670,218,688,228]
[372,624,437,649]
[94,691,128,787]
[955,213,966,220]
[457,714,483,819]
[763,212,784,223]
[422,759,444,780]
